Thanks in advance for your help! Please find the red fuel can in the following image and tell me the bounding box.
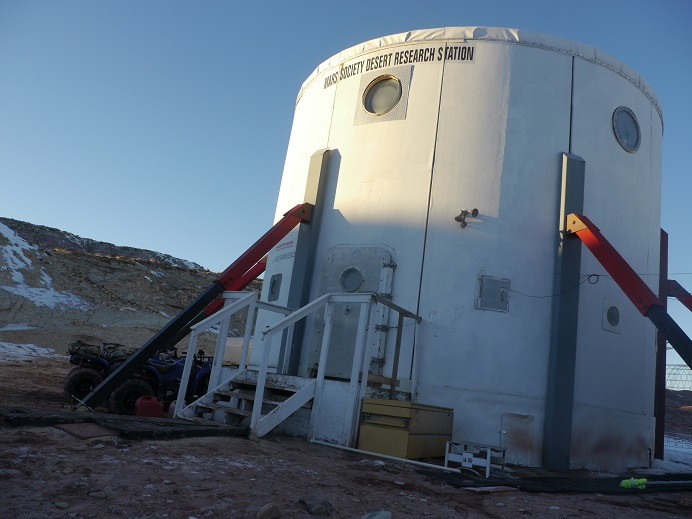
[135,395,164,417]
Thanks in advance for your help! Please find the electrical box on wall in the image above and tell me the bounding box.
[476,275,510,312]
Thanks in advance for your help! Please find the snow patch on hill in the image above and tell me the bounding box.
[0,323,35,331]
[154,251,200,270]
[0,221,91,311]
[1,283,92,310]
[0,221,37,283]
[0,341,62,362]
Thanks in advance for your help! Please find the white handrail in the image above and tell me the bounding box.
[191,292,257,332]
[175,291,285,416]
[260,293,332,337]
[259,293,373,338]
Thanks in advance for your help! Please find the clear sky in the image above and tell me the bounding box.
[1,1,690,359]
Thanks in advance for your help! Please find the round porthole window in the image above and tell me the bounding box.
[612,106,640,152]
[606,305,620,327]
[363,75,402,115]
[340,267,365,292]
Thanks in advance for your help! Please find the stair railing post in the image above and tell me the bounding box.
[240,296,258,371]
[389,313,405,400]
[344,300,372,446]
[209,301,232,390]
[410,319,421,400]
[250,327,275,435]
[357,299,379,407]
[175,331,200,416]
[309,300,336,440]
[280,324,295,375]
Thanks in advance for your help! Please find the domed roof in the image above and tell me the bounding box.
[299,26,662,124]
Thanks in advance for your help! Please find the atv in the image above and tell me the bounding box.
[64,340,212,415]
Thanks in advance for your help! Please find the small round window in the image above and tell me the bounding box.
[606,306,620,327]
[340,267,364,292]
[363,75,402,115]
[612,106,640,152]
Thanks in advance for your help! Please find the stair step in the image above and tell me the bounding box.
[231,377,302,392]
[196,401,252,417]
[214,386,313,410]
[231,371,316,391]
[212,388,233,398]
[214,389,285,405]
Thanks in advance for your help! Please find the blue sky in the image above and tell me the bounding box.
[0,0,690,358]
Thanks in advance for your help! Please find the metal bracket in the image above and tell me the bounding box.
[565,214,589,234]
[375,324,391,332]
[285,202,314,222]
[454,208,479,228]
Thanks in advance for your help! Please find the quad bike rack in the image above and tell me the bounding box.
[73,203,314,411]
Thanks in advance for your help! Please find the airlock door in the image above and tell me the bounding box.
[309,246,394,379]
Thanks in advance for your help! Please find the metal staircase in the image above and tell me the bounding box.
[191,370,315,435]
[174,290,421,444]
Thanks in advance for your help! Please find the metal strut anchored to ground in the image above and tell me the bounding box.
[73,203,314,412]
[565,213,692,368]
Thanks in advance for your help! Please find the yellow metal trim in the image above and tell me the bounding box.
[565,213,589,234]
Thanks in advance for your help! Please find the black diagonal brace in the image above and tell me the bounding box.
[74,282,225,410]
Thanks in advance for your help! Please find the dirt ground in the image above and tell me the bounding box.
[2,357,692,518]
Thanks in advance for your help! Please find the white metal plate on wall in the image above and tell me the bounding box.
[354,65,413,125]
[500,412,534,466]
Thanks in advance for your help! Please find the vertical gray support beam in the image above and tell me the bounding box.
[281,149,331,374]
[543,153,585,470]
[654,229,668,460]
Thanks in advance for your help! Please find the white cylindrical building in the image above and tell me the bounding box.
[257,27,662,470]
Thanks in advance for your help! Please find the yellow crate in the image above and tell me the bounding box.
[358,398,453,459]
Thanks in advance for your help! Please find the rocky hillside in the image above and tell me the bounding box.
[0,217,256,354]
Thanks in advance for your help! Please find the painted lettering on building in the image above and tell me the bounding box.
[323,45,474,89]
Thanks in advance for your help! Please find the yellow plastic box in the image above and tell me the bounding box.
[357,398,453,459]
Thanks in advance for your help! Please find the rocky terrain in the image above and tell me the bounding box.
[0,216,257,355]
[2,422,690,519]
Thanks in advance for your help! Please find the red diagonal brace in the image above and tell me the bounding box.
[216,203,312,290]
[565,213,663,315]
[203,257,268,316]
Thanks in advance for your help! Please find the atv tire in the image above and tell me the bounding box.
[109,378,154,415]
[64,368,104,402]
